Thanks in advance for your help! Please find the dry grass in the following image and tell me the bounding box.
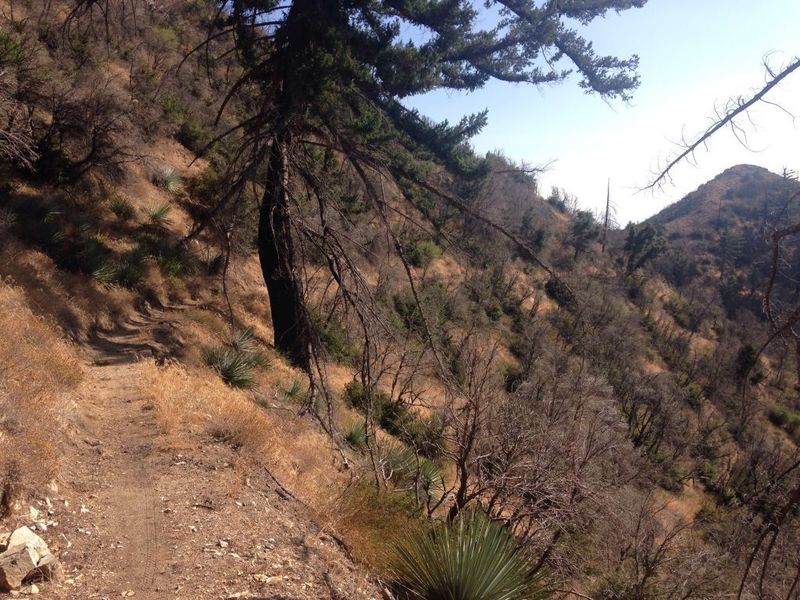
[139,359,429,569]
[140,362,345,505]
[0,283,82,516]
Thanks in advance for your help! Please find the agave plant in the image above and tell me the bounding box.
[390,511,548,600]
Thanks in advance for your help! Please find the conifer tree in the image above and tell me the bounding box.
[197,0,648,369]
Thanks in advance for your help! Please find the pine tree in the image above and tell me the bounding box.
[195,0,649,368]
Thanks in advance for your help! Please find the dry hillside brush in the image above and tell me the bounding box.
[0,282,81,516]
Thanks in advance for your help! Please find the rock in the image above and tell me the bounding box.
[7,528,50,564]
[0,527,60,591]
[29,554,62,583]
[0,545,37,592]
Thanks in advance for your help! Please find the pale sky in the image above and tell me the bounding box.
[406,0,800,223]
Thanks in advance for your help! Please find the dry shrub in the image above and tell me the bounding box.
[0,283,82,516]
[328,481,423,573]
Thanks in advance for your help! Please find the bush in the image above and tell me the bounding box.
[408,240,443,268]
[0,29,23,67]
[177,120,212,154]
[544,277,576,310]
[768,405,800,438]
[313,312,358,364]
[389,510,548,600]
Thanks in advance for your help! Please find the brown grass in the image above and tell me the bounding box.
[139,359,430,569]
[0,283,82,517]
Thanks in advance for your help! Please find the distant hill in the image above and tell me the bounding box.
[649,164,800,237]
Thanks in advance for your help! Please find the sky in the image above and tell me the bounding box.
[405,0,800,223]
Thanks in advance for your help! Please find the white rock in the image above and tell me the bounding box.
[6,528,50,565]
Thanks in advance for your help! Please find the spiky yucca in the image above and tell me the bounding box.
[204,330,267,389]
[153,165,182,193]
[108,195,135,220]
[147,203,173,228]
[344,421,367,448]
[204,347,259,389]
[390,511,548,600]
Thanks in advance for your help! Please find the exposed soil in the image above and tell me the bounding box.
[6,307,382,599]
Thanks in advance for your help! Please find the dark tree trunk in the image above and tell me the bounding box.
[258,137,311,370]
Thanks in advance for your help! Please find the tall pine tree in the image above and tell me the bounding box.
[195,0,648,369]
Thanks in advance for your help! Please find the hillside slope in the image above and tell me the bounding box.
[3,1,800,598]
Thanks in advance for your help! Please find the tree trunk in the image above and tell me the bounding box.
[258,137,311,370]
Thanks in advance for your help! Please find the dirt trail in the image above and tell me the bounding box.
[32,308,381,599]
[54,362,170,598]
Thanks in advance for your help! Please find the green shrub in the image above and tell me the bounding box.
[401,413,446,459]
[544,277,576,310]
[768,405,800,438]
[313,312,358,364]
[389,510,548,600]
[408,240,443,268]
[159,93,184,122]
[177,120,211,154]
[0,29,23,67]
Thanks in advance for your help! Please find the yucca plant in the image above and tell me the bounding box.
[204,347,259,389]
[418,459,445,499]
[231,327,258,354]
[147,203,173,228]
[283,378,305,403]
[91,261,121,285]
[344,421,367,448]
[152,165,182,193]
[204,330,267,389]
[390,511,549,600]
[108,195,135,220]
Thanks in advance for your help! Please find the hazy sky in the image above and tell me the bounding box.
[406,0,800,223]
